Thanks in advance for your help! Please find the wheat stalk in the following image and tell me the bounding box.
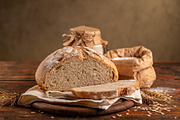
[0,91,21,107]
[140,89,172,105]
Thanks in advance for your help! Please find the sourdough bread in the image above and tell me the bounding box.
[35,46,118,91]
[71,80,139,99]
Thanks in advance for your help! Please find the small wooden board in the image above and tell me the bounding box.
[32,99,134,116]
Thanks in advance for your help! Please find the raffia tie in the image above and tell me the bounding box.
[62,31,96,49]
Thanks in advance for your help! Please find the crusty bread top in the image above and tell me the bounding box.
[104,46,153,71]
[35,46,118,88]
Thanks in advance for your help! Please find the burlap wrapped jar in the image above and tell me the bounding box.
[62,26,108,54]
[104,46,156,88]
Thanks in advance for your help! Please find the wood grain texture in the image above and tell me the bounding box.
[32,100,134,116]
[0,61,179,120]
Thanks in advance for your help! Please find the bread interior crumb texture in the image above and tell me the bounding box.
[45,57,115,91]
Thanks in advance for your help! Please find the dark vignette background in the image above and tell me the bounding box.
[0,0,180,61]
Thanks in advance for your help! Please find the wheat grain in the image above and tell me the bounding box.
[0,91,21,106]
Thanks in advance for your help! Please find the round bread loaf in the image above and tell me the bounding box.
[35,46,118,91]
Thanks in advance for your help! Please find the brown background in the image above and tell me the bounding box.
[0,0,180,61]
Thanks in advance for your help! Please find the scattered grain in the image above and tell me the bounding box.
[117,114,122,117]
[164,90,168,93]
[161,112,164,115]
[126,113,129,115]
[51,116,54,119]
[147,111,152,114]
[132,89,175,116]
[31,111,36,114]
[112,116,116,119]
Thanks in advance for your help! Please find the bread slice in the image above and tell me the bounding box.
[71,80,139,99]
[35,46,118,91]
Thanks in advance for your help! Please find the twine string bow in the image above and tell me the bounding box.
[62,31,96,49]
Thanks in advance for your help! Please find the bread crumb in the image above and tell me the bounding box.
[127,109,130,111]
[31,111,36,114]
[174,117,177,119]
[41,111,44,114]
[51,116,54,119]
[126,113,129,115]
[147,114,151,117]
[112,116,116,119]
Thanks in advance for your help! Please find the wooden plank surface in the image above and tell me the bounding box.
[0,61,180,120]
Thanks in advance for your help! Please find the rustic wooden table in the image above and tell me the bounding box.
[0,61,179,120]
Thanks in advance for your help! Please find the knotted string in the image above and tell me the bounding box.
[63,31,107,49]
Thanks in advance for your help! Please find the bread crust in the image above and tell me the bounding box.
[35,46,118,91]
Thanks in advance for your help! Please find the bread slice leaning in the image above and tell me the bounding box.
[71,80,139,100]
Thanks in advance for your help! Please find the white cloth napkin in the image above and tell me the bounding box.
[18,85,142,110]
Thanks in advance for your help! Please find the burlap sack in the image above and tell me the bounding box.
[104,46,156,88]
[135,66,156,88]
